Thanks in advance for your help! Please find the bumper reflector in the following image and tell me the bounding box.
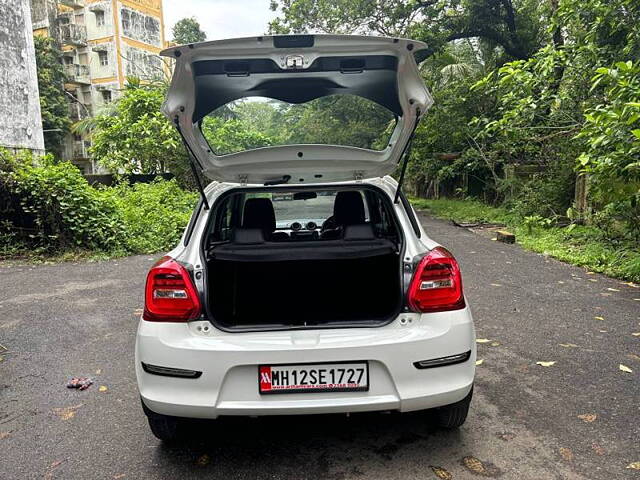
[141,362,202,378]
[413,350,471,369]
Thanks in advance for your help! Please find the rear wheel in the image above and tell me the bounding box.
[141,401,182,442]
[147,413,181,442]
[433,387,473,429]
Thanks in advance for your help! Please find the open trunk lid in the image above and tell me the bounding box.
[161,34,432,184]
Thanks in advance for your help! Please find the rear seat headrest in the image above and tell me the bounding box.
[231,228,265,244]
[344,223,375,241]
[334,191,365,226]
[243,198,276,233]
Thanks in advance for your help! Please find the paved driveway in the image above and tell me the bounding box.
[1,214,638,479]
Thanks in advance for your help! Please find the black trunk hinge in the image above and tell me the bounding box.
[394,108,422,204]
[174,117,210,210]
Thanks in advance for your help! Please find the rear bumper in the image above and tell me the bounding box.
[135,308,475,419]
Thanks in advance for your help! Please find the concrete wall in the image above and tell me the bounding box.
[0,0,45,152]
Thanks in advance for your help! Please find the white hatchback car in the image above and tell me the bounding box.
[136,34,476,441]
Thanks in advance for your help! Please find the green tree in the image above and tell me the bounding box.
[269,0,541,60]
[172,17,207,45]
[88,79,190,184]
[33,35,71,158]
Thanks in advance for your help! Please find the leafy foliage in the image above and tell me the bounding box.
[88,79,191,185]
[0,150,123,253]
[0,150,196,257]
[33,36,71,158]
[172,17,207,45]
[269,0,542,59]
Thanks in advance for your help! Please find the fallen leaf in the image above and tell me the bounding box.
[594,316,604,321]
[536,361,556,367]
[586,271,595,275]
[196,454,210,466]
[559,447,574,461]
[430,466,452,480]
[476,359,484,366]
[98,386,108,392]
[607,288,620,292]
[577,413,597,423]
[559,343,579,348]
[627,462,640,470]
[476,338,491,343]
[461,456,500,476]
[462,456,486,474]
[52,404,82,420]
[491,342,500,347]
[619,364,633,373]
[113,474,126,479]
[592,444,606,456]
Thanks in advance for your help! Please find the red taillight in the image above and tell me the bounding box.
[143,256,201,322]
[407,247,465,313]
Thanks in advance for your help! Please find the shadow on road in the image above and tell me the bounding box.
[154,410,465,477]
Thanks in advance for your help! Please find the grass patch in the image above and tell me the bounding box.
[409,197,514,224]
[411,197,640,283]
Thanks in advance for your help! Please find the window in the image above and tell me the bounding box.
[98,50,108,66]
[95,10,105,27]
[202,95,395,155]
[101,90,112,103]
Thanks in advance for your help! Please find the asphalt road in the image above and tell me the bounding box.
[1,214,639,480]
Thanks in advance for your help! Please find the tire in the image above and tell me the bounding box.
[433,387,473,429]
[147,413,181,442]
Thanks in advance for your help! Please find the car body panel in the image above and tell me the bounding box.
[161,35,433,184]
[136,308,475,418]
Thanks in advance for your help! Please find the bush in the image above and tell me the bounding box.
[101,180,198,254]
[0,150,125,253]
[0,150,198,258]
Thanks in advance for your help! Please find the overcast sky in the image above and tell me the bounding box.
[163,0,278,42]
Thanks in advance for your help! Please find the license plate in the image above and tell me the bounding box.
[259,362,369,394]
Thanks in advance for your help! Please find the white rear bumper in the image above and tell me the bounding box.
[135,309,475,419]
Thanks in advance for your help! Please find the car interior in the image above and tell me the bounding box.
[204,186,404,329]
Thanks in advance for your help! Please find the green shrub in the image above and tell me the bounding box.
[0,150,198,257]
[101,180,198,254]
[0,150,125,253]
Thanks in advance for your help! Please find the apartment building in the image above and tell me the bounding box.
[31,0,167,172]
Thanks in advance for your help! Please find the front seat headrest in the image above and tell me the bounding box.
[334,191,365,226]
[242,198,276,234]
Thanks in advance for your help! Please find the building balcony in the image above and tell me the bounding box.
[59,0,85,8]
[68,102,92,122]
[59,23,87,46]
[72,140,91,159]
[64,64,90,84]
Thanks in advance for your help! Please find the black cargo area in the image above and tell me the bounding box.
[208,251,401,328]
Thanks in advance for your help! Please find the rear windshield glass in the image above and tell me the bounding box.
[200,95,395,155]
[207,187,403,245]
[244,191,369,229]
